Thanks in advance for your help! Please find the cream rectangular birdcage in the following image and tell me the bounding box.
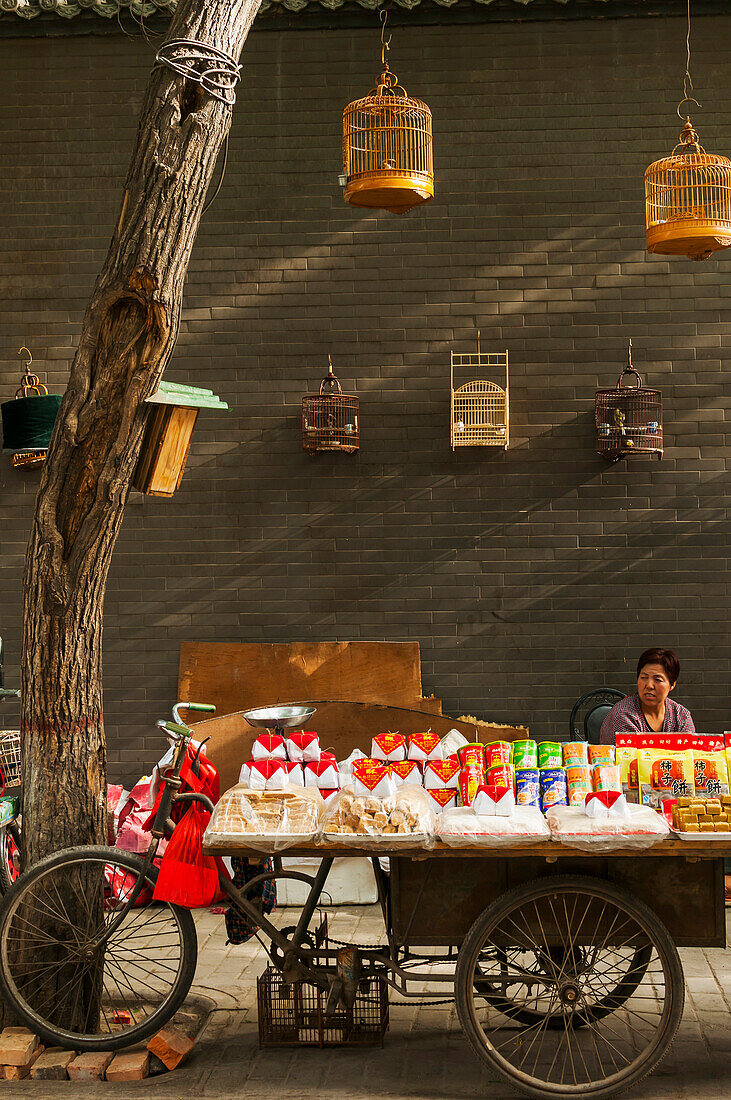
[450,346,509,450]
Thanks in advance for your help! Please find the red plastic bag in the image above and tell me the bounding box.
[153,801,228,908]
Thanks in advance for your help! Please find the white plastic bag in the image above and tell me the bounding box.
[322,784,436,849]
[439,728,469,759]
[203,784,324,853]
[437,806,550,848]
[546,804,670,852]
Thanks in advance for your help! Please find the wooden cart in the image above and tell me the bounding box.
[204,835,728,1100]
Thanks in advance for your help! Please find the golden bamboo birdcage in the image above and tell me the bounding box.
[644,1,731,260]
[595,341,663,462]
[302,358,359,454]
[450,337,509,450]
[342,11,433,216]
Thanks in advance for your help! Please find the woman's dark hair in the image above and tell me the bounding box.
[637,647,680,685]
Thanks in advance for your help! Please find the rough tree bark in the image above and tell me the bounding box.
[21,0,261,868]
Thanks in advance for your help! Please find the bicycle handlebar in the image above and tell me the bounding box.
[172,701,216,725]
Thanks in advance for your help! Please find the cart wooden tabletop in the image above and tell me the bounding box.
[203,837,731,859]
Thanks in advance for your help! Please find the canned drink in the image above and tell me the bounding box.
[592,764,621,792]
[538,741,562,769]
[485,741,512,769]
[487,763,514,788]
[512,740,538,770]
[459,767,484,807]
[540,767,567,810]
[515,768,540,807]
[566,765,592,806]
[588,744,616,766]
[457,743,486,773]
[563,741,589,768]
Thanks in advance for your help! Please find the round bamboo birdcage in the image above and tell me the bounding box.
[645,118,731,260]
[302,360,359,454]
[595,344,662,462]
[342,62,433,216]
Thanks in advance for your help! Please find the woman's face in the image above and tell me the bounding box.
[637,663,676,708]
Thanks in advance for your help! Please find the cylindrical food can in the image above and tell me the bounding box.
[588,744,616,766]
[540,768,567,810]
[457,743,486,773]
[563,741,589,768]
[515,768,540,807]
[487,763,514,789]
[512,740,538,770]
[485,741,512,769]
[566,765,592,806]
[538,741,562,769]
[459,767,484,807]
[592,763,621,792]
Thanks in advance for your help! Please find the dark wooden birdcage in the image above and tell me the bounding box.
[302,359,359,454]
[645,118,731,260]
[595,342,662,462]
[342,12,433,216]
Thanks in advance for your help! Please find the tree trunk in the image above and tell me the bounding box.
[16,0,260,1027]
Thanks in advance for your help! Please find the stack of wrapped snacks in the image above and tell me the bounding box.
[672,795,731,833]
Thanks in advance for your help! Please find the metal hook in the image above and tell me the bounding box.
[677,95,701,121]
[380,8,391,66]
[18,346,32,369]
[327,353,334,376]
[627,337,633,368]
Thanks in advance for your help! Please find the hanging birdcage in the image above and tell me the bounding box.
[1,347,62,469]
[302,359,359,454]
[595,342,663,462]
[450,337,509,450]
[645,117,731,260]
[342,11,433,216]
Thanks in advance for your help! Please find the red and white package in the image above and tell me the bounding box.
[426,788,457,813]
[352,758,397,798]
[286,731,321,763]
[251,733,287,761]
[320,788,340,808]
[371,733,407,763]
[283,761,305,787]
[473,784,515,817]
[408,732,443,762]
[246,758,290,791]
[304,752,340,790]
[423,757,460,791]
[390,760,423,788]
[583,790,630,821]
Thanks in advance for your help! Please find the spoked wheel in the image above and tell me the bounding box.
[456,875,684,1099]
[0,821,21,895]
[0,846,198,1051]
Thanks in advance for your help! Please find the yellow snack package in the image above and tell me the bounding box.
[615,734,639,804]
[692,736,730,797]
[636,741,694,809]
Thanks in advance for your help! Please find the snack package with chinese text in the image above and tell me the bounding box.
[615,733,639,804]
[636,736,694,809]
[691,735,729,797]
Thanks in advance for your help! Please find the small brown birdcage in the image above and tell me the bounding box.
[302,358,359,454]
[645,117,731,260]
[450,336,509,450]
[342,11,433,216]
[595,342,663,462]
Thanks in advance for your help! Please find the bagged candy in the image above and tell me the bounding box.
[592,764,621,792]
[563,741,589,768]
[389,760,423,788]
[351,758,397,798]
[692,735,729,797]
[637,742,694,808]
[371,732,407,762]
[408,732,443,761]
[588,744,616,766]
[566,765,592,806]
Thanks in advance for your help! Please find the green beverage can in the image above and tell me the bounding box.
[512,739,538,769]
[538,741,562,769]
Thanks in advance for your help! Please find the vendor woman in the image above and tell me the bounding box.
[600,647,695,744]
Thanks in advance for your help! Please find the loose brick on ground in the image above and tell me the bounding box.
[0,1026,40,1066]
[147,1025,194,1070]
[2,1045,44,1079]
[106,1049,150,1081]
[67,1051,114,1081]
[31,1047,77,1081]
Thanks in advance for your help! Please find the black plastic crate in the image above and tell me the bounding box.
[257,965,389,1048]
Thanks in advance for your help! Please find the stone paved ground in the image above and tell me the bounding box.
[6,904,731,1098]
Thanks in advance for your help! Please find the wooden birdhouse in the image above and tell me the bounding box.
[450,338,509,450]
[302,358,359,454]
[1,348,62,469]
[342,12,433,216]
[595,342,662,462]
[133,381,229,497]
[645,118,731,260]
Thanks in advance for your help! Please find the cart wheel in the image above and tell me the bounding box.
[455,875,684,1099]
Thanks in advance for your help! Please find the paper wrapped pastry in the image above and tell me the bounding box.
[390,760,423,788]
[371,733,407,762]
[246,758,290,791]
[251,733,287,761]
[286,731,321,762]
[426,788,457,812]
[472,784,515,817]
[408,732,443,761]
[204,785,324,853]
[423,757,460,791]
[547,803,670,852]
[437,805,550,848]
[283,761,304,787]
[583,790,630,820]
[351,758,397,798]
[304,751,339,790]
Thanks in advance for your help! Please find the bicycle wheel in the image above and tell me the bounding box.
[455,875,684,1100]
[0,845,198,1051]
[0,821,21,895]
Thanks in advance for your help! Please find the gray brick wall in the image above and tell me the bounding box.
[1,12,730,783]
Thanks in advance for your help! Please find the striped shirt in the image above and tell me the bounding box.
[599,693,695,745]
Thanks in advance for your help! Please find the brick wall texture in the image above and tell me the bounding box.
[1,11,730,782]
